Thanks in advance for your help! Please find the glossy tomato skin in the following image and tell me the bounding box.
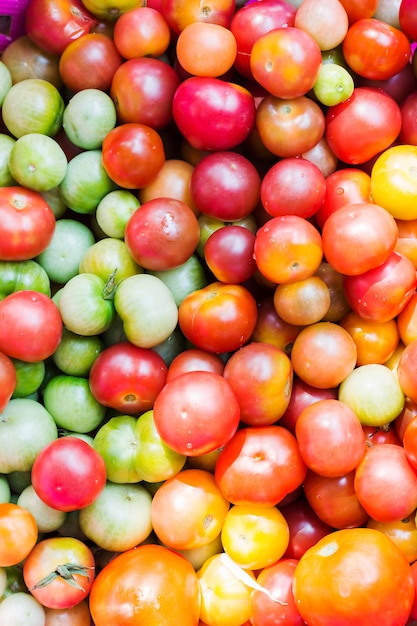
[0,503,38,568]
[204,225,257,284]
[172,77,256,151]
[293,527,415,626]
[31,437,107,512]
[214,425,307,507]
[89,342,167,414]
[280,376,338,434]
[315,167,371,229]
[281,498,333,560]
[0,186,56,261]
[23,537,95,609]
[161,0,235,34]
[0,351,16,412]
[24,0,97,55]
[153,370,241,456]
[0,291,62,362]
[325,87,402,164]
[178,282,258,354]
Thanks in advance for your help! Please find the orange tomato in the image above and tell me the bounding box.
[340,311,400,365]
[367,516,417,564]
[273,275,331,326]
[397,293,417,345]
[176,22,237,77]
[395,218,417,269]
[0,503,38,567]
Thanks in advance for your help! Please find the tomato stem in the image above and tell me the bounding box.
[102,269,118,300]
[30,563,95,592]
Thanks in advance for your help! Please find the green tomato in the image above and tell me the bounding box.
[52,329,104,377]
[79,237,142,284]
[93,415,143,484]
[63,88,117,149]
[43,374,106,433]
[0,475,11,503]
[17,484,66,533]
[95,189,140,239]
[11,359,45,399]
[0,260,50,300]
[0,133,16,186]
[8,133,68,192]
[41,187,68,219]
[149,254,208,307]
[313,63,355,107]
[36,218,96,284]
[0,61,12,106]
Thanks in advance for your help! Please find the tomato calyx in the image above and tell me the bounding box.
[30,563,95,592]
[102,268,118,300]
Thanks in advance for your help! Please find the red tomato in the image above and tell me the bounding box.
[295,399,366,477]
[321,202,398,276]
[0,351,16,412]
[314,167,371,229]
[280,376,338,435]
[153,370,241,456]
[325,87,402,164]
[281,498,333,560]
[110,57,180,129]
[261,157,326,220]
[204,225,257,284]
[0,503,38,567]
[400,91,417,146]
[31,437,107,512]
[338,0,378,22]
[166,348,225,381]
[362,424,401,447]
[89,544,200,626]
[303,469,369,529]
[343,251,417,323]
[398,340,417,405]
[254,215,323,284]
[223,341,293,426]
[102,123,165,189]
[89,342,167,414]
[178,282,258,354]
[172,77,256,151]
[293,527,415,626]
[403,416,417,472]
[256,94,325,158]
[59,33,123,92]
[23,537,95,609]
[399,0,417,42]
[342,18,411,81]
[124,197,200,271]
[250,27,322,99]
[113,6,171,58]
[0,291,62,362]
[354,443,417,523]
[0,186,56,261]
[214,425,307,506]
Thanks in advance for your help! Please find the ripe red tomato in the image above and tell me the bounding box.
[124,197,200,271]
[281,499,333,560]
[112,6,171,58]
[214,425,307,506]
[280,376,338,435]
[153,370,241,456]
[204,225,257,284]
[0,351,16,412]
[0,186,56,261]
[23,537,95,609]
[315,167,371,229]
[31,437,107,512]
[166,348,225,381]
[398,340,417,405]
[325,87,402,164]
[293,527,415,626]
[342,18,411,81]
[0,291,62,362]
[89,342,167,414]
[102,122,165,189]
[89,544,200,626]
[178,282,258,354]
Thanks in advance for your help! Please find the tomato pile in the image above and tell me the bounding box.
[2,0,417,624]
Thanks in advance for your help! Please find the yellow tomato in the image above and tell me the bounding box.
[370,145,417,220]
[81,0,144,21]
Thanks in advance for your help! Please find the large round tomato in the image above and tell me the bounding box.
[178,282,258,354]
[325,86,402,164]
[23,537,95,609]
[89,544,201,626]
[0,503,38,567]
[370,144,417,220]
[0,186,56,261]
[293,527,415,626]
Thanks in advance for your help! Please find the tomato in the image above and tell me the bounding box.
[0,290,62,362]
[214,425,307,507]
[250,296,303,354]
[89,342,167,415]
[340,311,400,366]
[343,251,417,323]
[0,187,55,261]
[221,503,290,570]
[166,348,225,381]
[362,424,401,447]
[295,399,366,478]
[23,537,95,609]
[260,157,326,220]
[273,275,331,326]
[281,498,333,560]
[204,225,257,284]
[31,437,107,512]
[294,0,349,51]
[154,370,240,456]
[293,527,415,626]
[113,6,171,58]
[398,340,417,405]
[110,57,180,129]
[24,0,97,55]
[325,87,402,164]
[102,123,165,190]
[280,376,338,435]
[314,167,371,229]
[338,0,378,22]
[81,0,144,20]
[399,0,417,41]
[367,515,417,564]
[0,503,38,567]
[173,77,256,151]
[314,261,351,323]
[138,158,197,213]
[190,151,261,221]
[321,202,398,276]
[250,27,322,99]
[161,0,235,34]
[151,468,230,550]
[59,33,123,92]
[124,197,199,271]
[249,558,304,626]
[355,443,417,523]
[89,543,200,626]
[290,322,357,389]
[370,144,417,220]
[400,91,417,145]
[78,237,141,283]
[256,94,325,158]
[44,601,91,626]
[176,22,237,78]
[223,341,293,426]
[178,282,258,354]
[254,215,323,285]
[0,351,16,411]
